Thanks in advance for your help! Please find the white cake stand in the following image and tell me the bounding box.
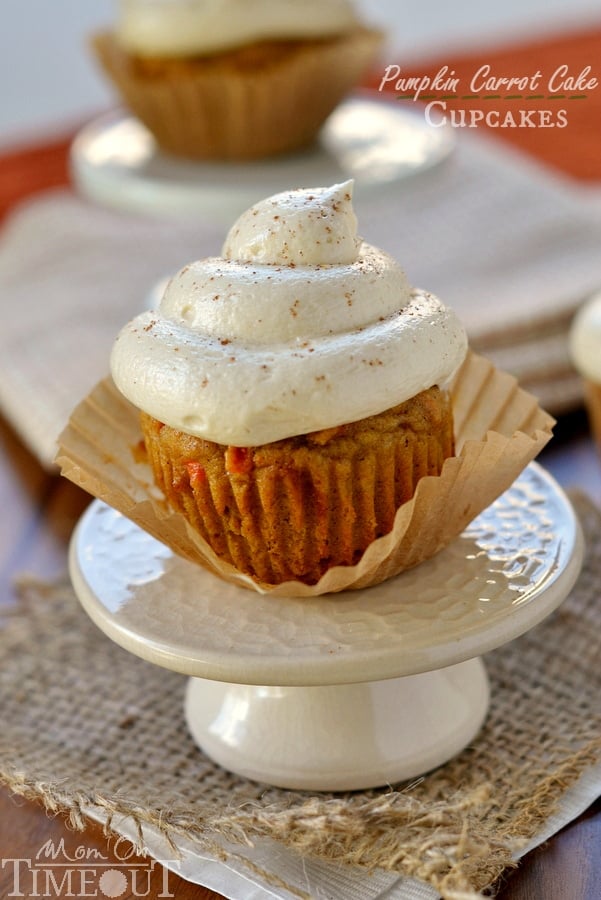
[70,97,454,225]
[69,462,583,791]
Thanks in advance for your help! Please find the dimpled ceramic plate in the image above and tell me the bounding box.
[69,461,583,788]
[69,462,582,688]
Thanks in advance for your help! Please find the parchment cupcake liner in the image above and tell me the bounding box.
[91,28,382,160]
[56,351,554,597]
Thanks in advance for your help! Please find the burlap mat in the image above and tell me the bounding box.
[1,492,601,900]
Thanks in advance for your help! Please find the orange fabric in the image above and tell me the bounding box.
[367,24,601,181]
[0,133,73,223]
[0,24,600,226]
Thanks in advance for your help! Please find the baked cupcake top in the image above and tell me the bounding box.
[110,181,468,446]
[116,0,361,58]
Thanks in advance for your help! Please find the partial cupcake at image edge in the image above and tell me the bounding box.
[90,0,384,160]
[57,181,555,596]
[569,292,601,450]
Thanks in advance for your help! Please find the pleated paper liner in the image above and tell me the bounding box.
[56,351,554,597]
[90,27,383,160]
[139,393,456,586]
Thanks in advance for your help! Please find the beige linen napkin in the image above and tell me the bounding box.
[1,127,601,468]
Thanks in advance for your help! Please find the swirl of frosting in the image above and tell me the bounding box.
[110,181,468,446]
[116,0,360,58]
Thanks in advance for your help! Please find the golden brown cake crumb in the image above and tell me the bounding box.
[141,386,455,585]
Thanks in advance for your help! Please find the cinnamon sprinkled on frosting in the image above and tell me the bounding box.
[110,182,468,445]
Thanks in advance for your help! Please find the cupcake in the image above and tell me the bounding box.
[569,291,601,449]
[91,0,383,160]
[110,181,468,584]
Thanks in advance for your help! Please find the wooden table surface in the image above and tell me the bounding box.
[0,401,599,899]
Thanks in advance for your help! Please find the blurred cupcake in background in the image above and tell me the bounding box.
[569,292,601,451]
[91,0,383,160]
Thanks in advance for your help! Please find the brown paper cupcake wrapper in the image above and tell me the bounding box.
[91,28,383,160]
[56,352,554,597]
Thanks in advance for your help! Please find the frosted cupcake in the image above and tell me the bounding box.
[110,181,468,584]
[569,292,601,450]
[91,0,383,160]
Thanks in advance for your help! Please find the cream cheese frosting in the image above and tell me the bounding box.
[110,181,468,446]
[116,0,360,58]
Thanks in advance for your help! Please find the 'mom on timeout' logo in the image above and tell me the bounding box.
[1,837,174,897]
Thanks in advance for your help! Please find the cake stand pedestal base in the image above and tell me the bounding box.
[69,464,583,793]
[185,658,489,790]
